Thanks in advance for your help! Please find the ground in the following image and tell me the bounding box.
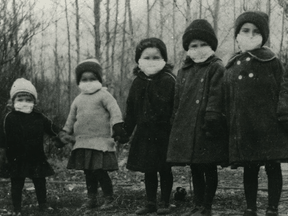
[1,148,288,216]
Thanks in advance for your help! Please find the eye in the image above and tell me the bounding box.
[153,56,161,60]
[240,28,249,33]
[253,29,261,35]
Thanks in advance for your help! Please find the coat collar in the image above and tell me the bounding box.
[182,55,218,69]
[226,47,276,68]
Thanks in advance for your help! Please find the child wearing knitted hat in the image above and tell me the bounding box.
[60,59,127,210]
[224,11,288,216]
[167,19,228,216]
[0,78,64,215]
[123,37,175,215]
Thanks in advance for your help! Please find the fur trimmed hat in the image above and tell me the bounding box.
[75,59,102,84]
[10,78,37,100]
[135,37,168,63]
[234,11,269,46]
[182,19,218,51]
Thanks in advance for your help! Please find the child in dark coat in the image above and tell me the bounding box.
[224,11,288,216]
[167,19,228,216]
[60,59,127,210]
[124,38,176,215]
[0,78,63,216]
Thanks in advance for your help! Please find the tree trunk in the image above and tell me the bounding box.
[266,0,271,47]
[105,0,111,85]
[199,0,202,18]
[186,0,192,26]
[54,2,60,115]
[94,0,101,60]
[146,0,150,37]
[65,0,72,105]
[12,0,18,57]
[172,0,176,64]
[159,0,164,39]
[279,2,286,56]
[127,0,134,48]
[111,0,119,79]
[75,0,80,63]
[213,0,220,36]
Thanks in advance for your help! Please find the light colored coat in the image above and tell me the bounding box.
[63,88,123,152]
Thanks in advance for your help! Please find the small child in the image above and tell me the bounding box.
[60,59,126,210]
[0,78,63,216]
[167,19,228,216]
[123,38,175,215]
[224,11,288,216]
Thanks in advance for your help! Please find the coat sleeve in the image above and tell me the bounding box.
[170,69,182,123]
[0,114,8,149]
[63,100,77,134]
[42,113,61,136]
[124,80,137,137]
[205,61,225,120]
[101,90,123,126]
[276,59,288,122]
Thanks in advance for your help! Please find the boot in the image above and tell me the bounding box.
[157,201,171,215]
[81,193,97,209]
[99,196,114,210]
[243,209,257,216]
[135,201,157,215]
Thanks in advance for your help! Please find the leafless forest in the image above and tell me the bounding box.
[0,0,287,126]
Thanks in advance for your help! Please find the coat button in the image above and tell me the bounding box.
[201,78,204,82]
[182,78,186,83]
[246,57,251,61]
[196,100,200,104]
[249,73,254,78]
[238,75,242,80]
[237,61,241,65]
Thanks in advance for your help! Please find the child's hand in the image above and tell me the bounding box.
[58,131,75,144]
[112,122,128,143]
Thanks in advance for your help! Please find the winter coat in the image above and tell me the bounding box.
[63,87,123,152]
[167,55,228,165]
[0,110,60,177]
[124,66,176,172]
[224,47,288,164]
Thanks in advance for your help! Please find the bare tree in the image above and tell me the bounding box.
[172,0,177,64]
[105,0,111,85]
[213,0,220,36]
[266,0,271,47]
[94,0,101,60]
[159,0,164,39]
[111,0,119,78]
[65,0,72,105]
[186,0,192,26]
[75,0,80,63]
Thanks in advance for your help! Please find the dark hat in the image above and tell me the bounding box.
[75,59,102,84]
[135,37,168,63]
[234,11,269,46]
[182,19,218,51]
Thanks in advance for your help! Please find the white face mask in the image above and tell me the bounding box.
[138,59,166,76]
[79,80,102,94]
[236,34,263,52]
[14,101,34,114]
[187,46,215,63]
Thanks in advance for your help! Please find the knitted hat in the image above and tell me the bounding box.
[75,59,102,84]
[182,19,218,51]
[135,37,168,63]
[234,11,269,46]
[10,78,37,100]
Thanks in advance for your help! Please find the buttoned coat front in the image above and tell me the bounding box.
[167,55,228,165]
[224,47,288,164]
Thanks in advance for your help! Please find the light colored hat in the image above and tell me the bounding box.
[10,78,37,100]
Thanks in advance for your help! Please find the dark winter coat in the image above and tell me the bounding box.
[224,47,288,164]
[0,110,60,178]
[124,66,176,172]
[167,55,228,165]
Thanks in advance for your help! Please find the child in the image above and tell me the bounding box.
[123,37,175,215]
[167,19,228,216]
[0,78,63,216]
[60,59,126,210]
[224,11,288,216]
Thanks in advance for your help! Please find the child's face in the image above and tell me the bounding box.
[239,23,260,38]
[14,93,34,105]
[80,72,98,82]
[188,39,209,49]
[140,47,163,60]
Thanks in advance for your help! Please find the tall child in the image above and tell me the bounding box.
[224,11,288,216]
[167,19,228,216]
[60,59,127,210]
[0,78,63,216]
[123,38,175,215]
